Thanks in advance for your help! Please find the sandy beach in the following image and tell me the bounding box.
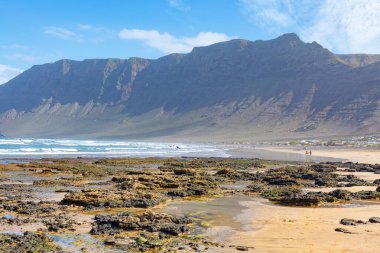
[231,199,380,253]
[259,147,380,164]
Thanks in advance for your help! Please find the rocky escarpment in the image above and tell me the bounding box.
[0,33,380,140]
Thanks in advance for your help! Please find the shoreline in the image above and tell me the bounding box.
[1,156,380,252]
[1,136,380,165]
[225,144,380,164]
[258,146,380,164]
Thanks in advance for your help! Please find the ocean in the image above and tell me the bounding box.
[0,138,229,158]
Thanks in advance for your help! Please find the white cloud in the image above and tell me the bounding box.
[240,0,380,53]
[44,26,83,41]
[240,0,320,33]
[303,0,380,53]
[240,0,294,29]
[119,29,233,54]
[168,0,190,11]
[0,64,23,85]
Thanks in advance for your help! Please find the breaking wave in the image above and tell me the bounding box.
[0,138,229,158]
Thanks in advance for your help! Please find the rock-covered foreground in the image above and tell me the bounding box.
[0,232,62,253]
[1,157,380,252]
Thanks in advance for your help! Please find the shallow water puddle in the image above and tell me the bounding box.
[0,213,15,219]
[49,233,112,253]
[160,195,256,233]
[220,182,250,190]
[304,185,378,193]
[0,159,31,164]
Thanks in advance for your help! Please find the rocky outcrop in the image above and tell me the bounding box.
[61,189,166,209]
[90,211,192,236]
[369,217,380,223]
[3,201,55,215]
[340,218,366,226]
[0,232,62,252]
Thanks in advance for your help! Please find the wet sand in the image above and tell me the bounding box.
[304,185,378,193]
[231,199,380,253]
[260,147,380,164]
[159,195,255,233]
[227,146,343,163]
[161,195,380,253]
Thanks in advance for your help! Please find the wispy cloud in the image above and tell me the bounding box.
[303,0,380,54]
[168,0,190,11]
[239,0,380,53]
[0,44,27,50]
[240,0,321,33]
[44,26,83,41]
[240,0,294,30]
[119,28,233,54]
[77,24,104,31]
[7,53,40,62]
[0,64,23,85]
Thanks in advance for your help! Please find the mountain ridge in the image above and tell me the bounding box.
[1,33,380,141]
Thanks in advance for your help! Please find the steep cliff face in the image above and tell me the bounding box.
[0,58,151,112]
[0,33,379,141]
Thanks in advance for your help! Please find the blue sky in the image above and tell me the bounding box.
[1,0,380,84]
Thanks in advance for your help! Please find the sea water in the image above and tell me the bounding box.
[0,138,229,158]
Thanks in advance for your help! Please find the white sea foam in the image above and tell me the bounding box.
[0,138,229,158]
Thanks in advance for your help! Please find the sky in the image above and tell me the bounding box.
[1,0,380,84]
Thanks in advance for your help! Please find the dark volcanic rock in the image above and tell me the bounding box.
[266,178,300,186]
[265,187,355,206]
[90,211,192,236]
[215,168,236,176]
[329,189,352,201]
[3,201,55,215]
[167,189,204,197]
[167,180,218,197]
[43,214,76,232]
[354,190,380,200]
[173,168,196,176]
[279,192,325,206]
[235,245,249,251]
[310,164,337,172]
[61,189,166,209]
[340,218,366,226]
[0,232,62,252]
[369,217,380,223]
[335,228,353,234]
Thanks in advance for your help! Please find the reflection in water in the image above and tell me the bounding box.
[160,195,255,233]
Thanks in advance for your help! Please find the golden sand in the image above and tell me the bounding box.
[208,198,380,253]
[262,147,380,164]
